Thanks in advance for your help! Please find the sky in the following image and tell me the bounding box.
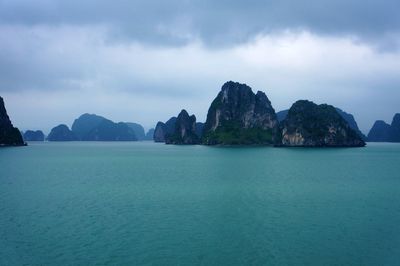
[1,0,399,134]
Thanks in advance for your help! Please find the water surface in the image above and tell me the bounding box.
[1,142,400,265]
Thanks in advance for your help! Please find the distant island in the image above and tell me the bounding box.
[3,80,400,147]
[46,113,154,142]
[22,130,45,141]
[367,114,400,142]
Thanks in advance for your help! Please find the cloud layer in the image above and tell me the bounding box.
[1,0,399,48]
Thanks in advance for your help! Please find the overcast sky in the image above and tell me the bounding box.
[1,0,399,134]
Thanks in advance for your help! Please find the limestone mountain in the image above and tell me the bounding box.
[368,121,391,142]
[23,130,45,141]
[154,117,177,142]
[0,96,25,146]
[71,113,105,140]
[277,107,366,140]
[145,128,155,140]
[165,110,200,145]
[47,124,78,141]
[368,114,400,142]
[281,100,365,147]
[71,113,137,141]
[83,120,137,141]
[202,81,279,145]
[389,114,400,142]
[125,122,146,140]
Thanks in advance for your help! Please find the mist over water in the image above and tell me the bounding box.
[1,142,400,265]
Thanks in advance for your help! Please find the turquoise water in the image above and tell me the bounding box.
[1,142,400,265]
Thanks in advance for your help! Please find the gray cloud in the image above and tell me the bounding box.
[1,0,399,48]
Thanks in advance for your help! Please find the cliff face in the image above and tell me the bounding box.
[23,130,45,141]
[47,124,78,141]
[153,117,177,142]
[202,81,279,145]
[0,97,25,146]
[368,114,400,142]
[165,110,200,145]
[281,100,365,147]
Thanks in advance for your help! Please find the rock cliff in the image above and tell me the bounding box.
[202,81,279,145]
[165,110,200,145]
[0,96,25,146]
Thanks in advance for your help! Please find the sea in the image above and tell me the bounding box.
[1,142,400,265]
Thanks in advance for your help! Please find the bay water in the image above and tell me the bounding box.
[1,142,400,265]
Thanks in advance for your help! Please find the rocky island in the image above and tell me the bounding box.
[165,110,200,145]
[277,107,367,141]
[280,100,366,147]
[125,122,146,140]
[71,113,137,141]
[47,124,78,141]
[151,81,366,147]
[202,81,280,145]
[0,96,25,146]
[145,128,155,140]
[11,81,371,148]
[154,117,177,142]
[23,130,45,141]
[368,114,400,142]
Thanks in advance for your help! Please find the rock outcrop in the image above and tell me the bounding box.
[47,124,78,141]
[165,110,200,145]
[202,81,279,145]
[23,130,45,141]
[153,117,177,142]
[0,96,25,146]
[368,114,400,142]
[281,100,365,147]
[71,113,137,141]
